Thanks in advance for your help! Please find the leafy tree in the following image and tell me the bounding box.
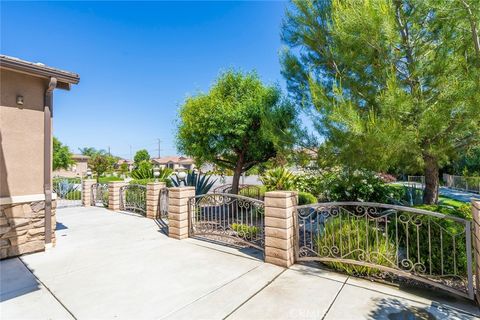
[53,137,73,171]
[131,160,153,179]
[176,70,298,194]
[134,149,150,165]
[88,154,116,182]
[118,162,130,177]
[281,0,480,204]
[449,146,480,175]
[78,147,106,157]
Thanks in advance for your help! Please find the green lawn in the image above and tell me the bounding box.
[438,196,467,208]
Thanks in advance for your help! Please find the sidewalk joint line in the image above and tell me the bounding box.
[19,258,78,320]
[321,275,349,320]
[223,267,288,320]
[159,264,262,320]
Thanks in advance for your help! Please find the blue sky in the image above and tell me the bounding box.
[1,1,293,159]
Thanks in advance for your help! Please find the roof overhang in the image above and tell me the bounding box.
[0,55,80,90]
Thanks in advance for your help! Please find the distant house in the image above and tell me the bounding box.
[53,154,90,178]
[151,156,195,171]
[116,159,134,172]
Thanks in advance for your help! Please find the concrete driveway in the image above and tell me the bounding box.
[1,206,479,319]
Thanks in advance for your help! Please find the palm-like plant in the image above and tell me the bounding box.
[260,167,297,191]
[171,171,216,195]
[131,164,173,180]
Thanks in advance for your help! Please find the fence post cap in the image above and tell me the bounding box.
[108,181,126,185]
[168,186,195,192]
[265,190,298,198]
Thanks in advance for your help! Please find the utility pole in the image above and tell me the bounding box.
[108,146,111,156]
[157,138,161,158]
[129,145,132,160]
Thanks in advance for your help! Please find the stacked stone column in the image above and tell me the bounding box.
[472,200,480,302]
[146,182,166,219]
[168,187,195,240]
[264,191,297,268]
[108,181,127,211]
[82,179,96,207]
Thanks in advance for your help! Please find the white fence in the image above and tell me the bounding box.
[443,174,480,194]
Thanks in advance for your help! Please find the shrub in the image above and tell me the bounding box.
[65,190,82,200]
[98,176,123,184]
[298,192,317,205]
[315,167,400,203]
[316,217,396,276]
[260,167,297,191]
[239,185,266,199]
[378,173,397,183]
[293,171,324,196]
[231,223,260,240]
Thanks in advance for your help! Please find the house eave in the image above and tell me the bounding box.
[0,55,80,90]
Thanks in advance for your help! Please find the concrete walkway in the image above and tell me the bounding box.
[1,207,479,319]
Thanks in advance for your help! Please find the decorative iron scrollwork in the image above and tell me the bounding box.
[295,201,474,300]
[189,193,265,251]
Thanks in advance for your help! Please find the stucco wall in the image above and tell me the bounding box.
[0,69,48,198]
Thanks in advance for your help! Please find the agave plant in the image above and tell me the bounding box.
[53,179,78,198]
[171,171,217,195]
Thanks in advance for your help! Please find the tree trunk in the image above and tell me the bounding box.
[231,157,244,195]
[423,155,439,204]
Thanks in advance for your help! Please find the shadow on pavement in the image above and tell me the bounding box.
[0,258,40,302]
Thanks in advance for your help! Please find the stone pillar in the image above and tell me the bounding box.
[146,182,166,219]
[264,191,297,268]
[472,200,480,302]
[108,181,127,211]
[82,179,96,206]
[168,187,195,240]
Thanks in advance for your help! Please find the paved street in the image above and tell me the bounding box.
[1,207,479,319]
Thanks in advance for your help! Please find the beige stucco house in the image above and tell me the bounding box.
[151,156,195,171]
[0,55,79,259]
[53,154,90,178]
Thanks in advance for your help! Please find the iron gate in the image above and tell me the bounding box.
[53,177,82,208]
[120,184,146,215]
[188,193,265,251]
[91,183,108,207]
[295,202,474,300]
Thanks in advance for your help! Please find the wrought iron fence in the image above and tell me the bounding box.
[91,183,108,207]
[120,184,146,215]
[212,184,264,200]
[407,175,425,189]
[443,174,480,194]
[53,177,82,208]
[295,202,474,300]
[188,193,265,251]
